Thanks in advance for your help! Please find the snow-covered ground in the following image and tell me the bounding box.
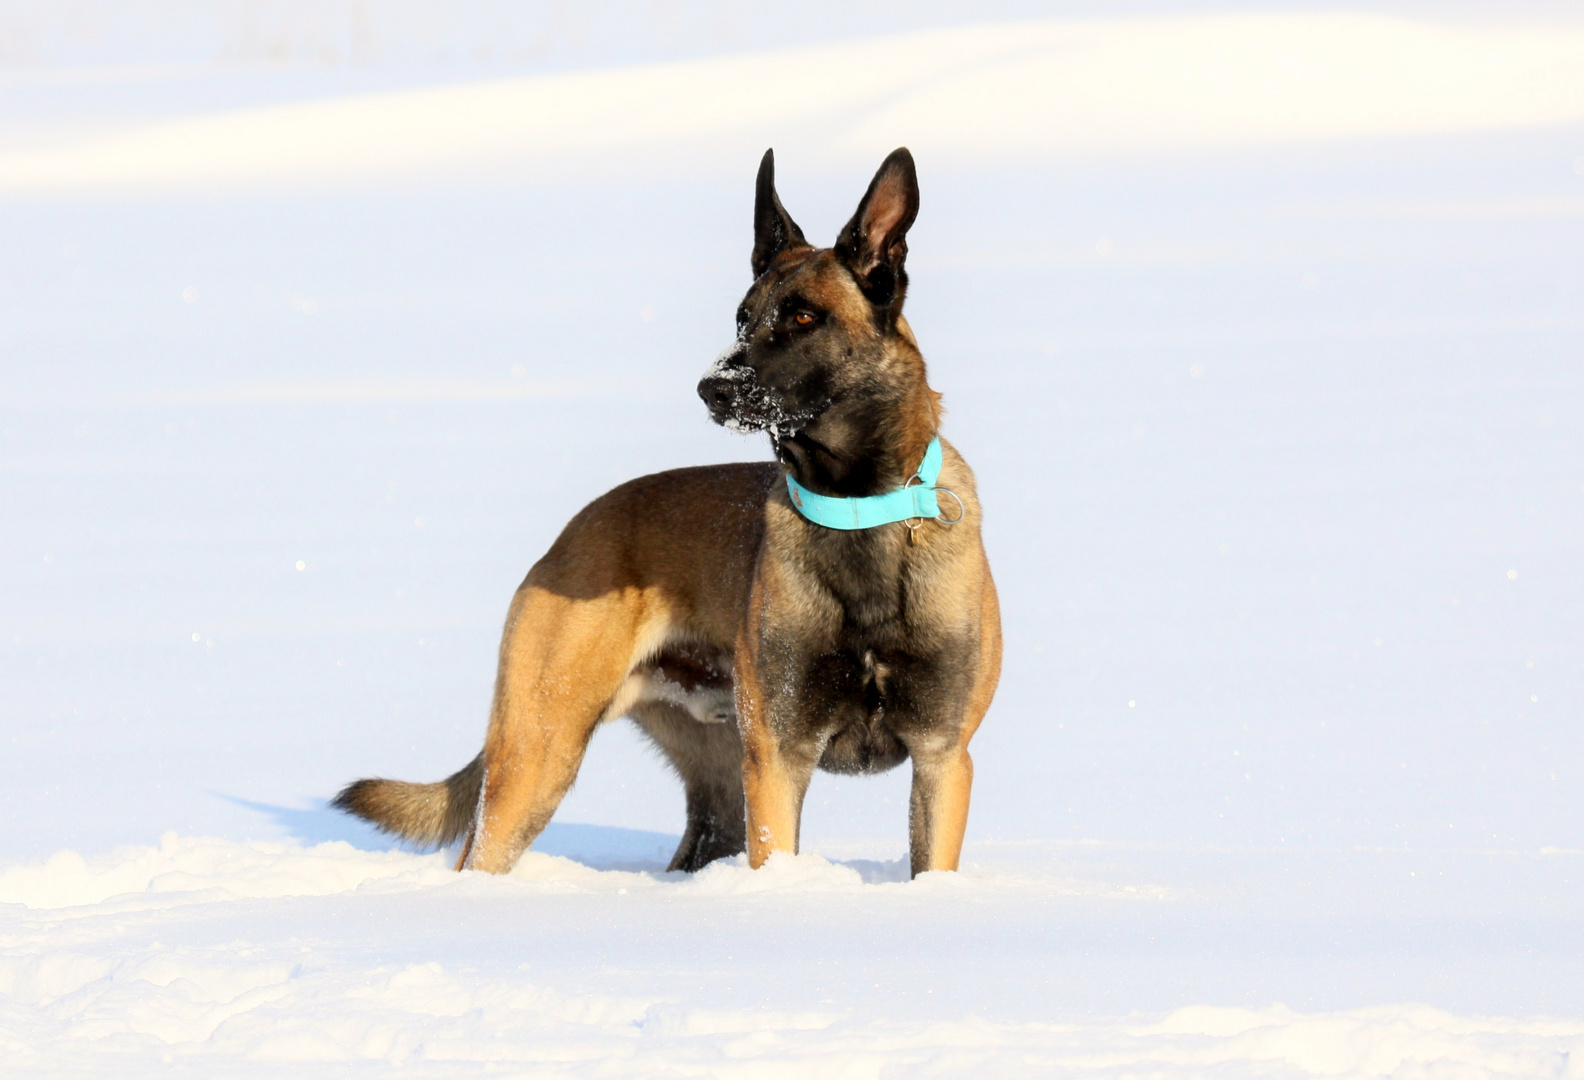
[2,3,1582,1074]
[3,837,1582,1077]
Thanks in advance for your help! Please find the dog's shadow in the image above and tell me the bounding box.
[220,795,912,882]
[218,795,681,872]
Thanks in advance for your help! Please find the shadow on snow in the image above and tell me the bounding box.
[217,794,681,872]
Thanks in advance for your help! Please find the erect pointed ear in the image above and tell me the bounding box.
[835,147,919,305]
[751,149,807,279]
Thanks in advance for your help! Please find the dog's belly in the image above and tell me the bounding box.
[629,643,735,725]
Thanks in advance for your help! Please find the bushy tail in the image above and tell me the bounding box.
[331,752,483,848]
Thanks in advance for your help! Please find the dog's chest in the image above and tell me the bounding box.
[797,569,969,718]
[754,519,978,736]
[814,536,962,641]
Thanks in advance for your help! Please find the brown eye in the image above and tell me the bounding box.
[794,310,816,327]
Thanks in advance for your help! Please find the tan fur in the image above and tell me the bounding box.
[337,150,1000,878]
[331,753,483,849]
[460,464,771,873]
[338,435,996,876]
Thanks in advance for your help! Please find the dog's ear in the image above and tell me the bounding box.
[752,149,807,279]
[835,147,919,306]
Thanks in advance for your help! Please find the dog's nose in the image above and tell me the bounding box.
[697,376,734,416]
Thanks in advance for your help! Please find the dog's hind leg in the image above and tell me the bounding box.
[629,702,746,872]
[672,780,746,872]
[464,583,663,874]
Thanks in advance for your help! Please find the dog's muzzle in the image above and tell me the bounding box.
[698,342,826,435]
[697,370,740,425]
[698,344,764,431]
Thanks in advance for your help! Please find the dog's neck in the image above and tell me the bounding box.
[774,335,941,499]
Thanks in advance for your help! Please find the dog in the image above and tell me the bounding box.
[334,148,1001,877]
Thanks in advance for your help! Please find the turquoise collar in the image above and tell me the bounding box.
[785,437,956,530]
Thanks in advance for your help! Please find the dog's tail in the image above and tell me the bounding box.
[331,752,483,848]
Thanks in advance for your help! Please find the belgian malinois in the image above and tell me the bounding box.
[335,148,1001,877]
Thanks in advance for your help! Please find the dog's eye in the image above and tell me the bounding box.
[793,310,816,327]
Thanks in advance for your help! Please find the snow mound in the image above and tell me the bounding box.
[0,832,452,911]
[682,851,870,894]
[0,836,970,914]
[0,835,1183,917]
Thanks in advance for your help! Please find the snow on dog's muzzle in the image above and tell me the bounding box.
[697,343,758,429]
[698,341,825,435]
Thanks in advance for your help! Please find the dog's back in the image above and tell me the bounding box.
[334,461,777,861]
[524,461,776,640]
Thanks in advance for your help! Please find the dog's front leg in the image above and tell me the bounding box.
[905,736,975,876]
[906,576,1002,875]
[735,656,820,867]
[740,722,818,868]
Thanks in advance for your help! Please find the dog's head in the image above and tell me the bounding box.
[698,149,921,454]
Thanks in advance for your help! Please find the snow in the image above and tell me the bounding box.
[2,2,1583,1075]
[2,835,1581,1076]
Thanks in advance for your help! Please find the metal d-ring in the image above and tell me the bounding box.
[901,474,927,540]
[933,486,966,525]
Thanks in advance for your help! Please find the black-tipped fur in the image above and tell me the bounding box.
[751,148,808,279]
[332,753,483,849]
[835,147,919,309]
